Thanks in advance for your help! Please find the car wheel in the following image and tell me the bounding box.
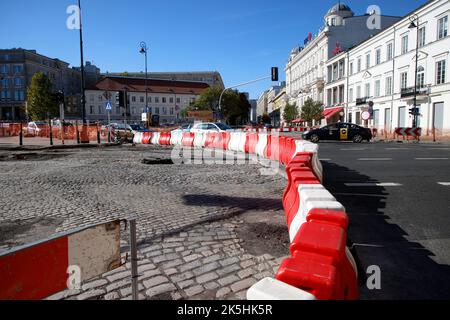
[310,134,320,143]
[353,134,363,143]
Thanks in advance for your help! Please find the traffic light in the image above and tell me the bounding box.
[368,101,374,117]
[409,107,419,115]
[271,67,279,82]
[116,91,125,106]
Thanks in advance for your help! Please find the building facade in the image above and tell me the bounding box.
[0,48,81,121]
[256,90,269,120]
[285,3,402,118]
[85,76,210,124]
[344,0,450,136]
[104,71,224,89]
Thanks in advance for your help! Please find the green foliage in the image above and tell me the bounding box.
[301,98,324,126]
[27,72,59,121]
[282,102,299,124]
[184,86,250,125]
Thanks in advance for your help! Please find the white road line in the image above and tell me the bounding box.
[358,158,393,161]
[345,183,402,187]
[385,148,410,150]
[415,158,449,160]
[438,182,450,186]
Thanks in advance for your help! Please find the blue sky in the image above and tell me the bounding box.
[0,0,427,99]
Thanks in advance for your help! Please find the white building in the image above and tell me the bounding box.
[286,3,402,118]
[343,0,450,137]
[85,76,209,124]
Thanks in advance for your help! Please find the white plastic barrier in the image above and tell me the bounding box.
[228,132,241,152]
[237,132,247,153]
[133,132,143,145]
[193,133,207,148]
[170,131,184,146]
[294,140,323,183]
[247,278,317,300]
[255,134,268,157]
[288,184,345,242]
[151,132,161,145]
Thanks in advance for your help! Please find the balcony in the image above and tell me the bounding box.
[400,86,429,98]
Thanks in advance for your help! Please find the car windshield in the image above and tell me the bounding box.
[34,122,47,126]
[114,124,131,130]
[181,124,192,129]
[130,125,144,130]
[215,123,232,130]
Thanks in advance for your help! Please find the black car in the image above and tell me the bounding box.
[303,123,373,143]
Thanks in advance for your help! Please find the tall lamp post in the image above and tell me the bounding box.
[409,14,420,128]
[77,0,88,143]
[139,42,149,124]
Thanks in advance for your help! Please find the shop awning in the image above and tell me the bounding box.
[323,107,344,120]
[292,118,306,123]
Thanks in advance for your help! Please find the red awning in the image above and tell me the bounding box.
[323,107,344,120]
[292,118,306,123]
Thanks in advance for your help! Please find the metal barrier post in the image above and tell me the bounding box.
[97,123,101,144]
[129,219,139,300]
[49,118,53,146]
[19,123,23,146]
[76,121,80,144]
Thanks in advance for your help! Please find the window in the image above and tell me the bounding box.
[387,43,394,60]
[375,80,381,97]
[0,65,10,74]
[436,60,446,84]
[349,62,354,75]
[401,35,409,54]
[155,107,160,114]
[386,76,393,95]
[170,97,174,103]
[162,97,167,103]
[365,83,370,97]
[148,97,152,103]
[131,96,136,102]
[1,78,9,88]
[90,106,95,114]
[98,105,102,114]
[339,60,345,78]
[438,16,448,40]
[349,88,354,102]
[90,95,94,102]
[170,108,174,115]
[419,27,426,47]
[357,58,362,72]
[98,95,103,102]
[376,49,381,65]
[356,86,361,99]
[14,90,25,101]
[400,72,408,89]
[140,96,144,103]
[14,78,23,87]
[155,97,159,103]
[13,65,23,73]
[176,98,181,103]
[366,54,371,69]
[417,66,425,88]
[162,107,167,114]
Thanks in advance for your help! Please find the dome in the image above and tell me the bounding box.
[326,3,354,16]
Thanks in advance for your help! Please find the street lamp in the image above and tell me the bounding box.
[77,0,89,143]
[139,42,149,116]
[409,14,420,128]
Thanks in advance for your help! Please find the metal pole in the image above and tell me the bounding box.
[129,219,139,300]
[78,0,86,125]
[412,17,419,129]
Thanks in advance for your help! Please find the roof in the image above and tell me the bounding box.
[327,3,354,16]
[88,76,210,95]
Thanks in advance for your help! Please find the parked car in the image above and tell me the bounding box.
[129,124,151,133]
[110,123,134,142]
[172,123,193,133]
[23,122,47,136]
[302,123,373,143]
[190,122,234,133]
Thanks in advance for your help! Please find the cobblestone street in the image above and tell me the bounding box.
[0,145,289,300]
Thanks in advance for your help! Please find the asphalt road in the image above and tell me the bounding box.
[316,141,450,299]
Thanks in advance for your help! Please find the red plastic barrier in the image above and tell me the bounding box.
[142,132,153,145]
[159,132,172,145]
[245,133,259,154]
[205,133,217,148]
[182,132,195,147]
[222,132,231,150]
[289,221,358,300]
[306,209,349,230]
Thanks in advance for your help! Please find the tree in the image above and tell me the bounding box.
[184,86,250,125]
[301,98,324,126]
[282,102,299,124]
[27,72,59,121]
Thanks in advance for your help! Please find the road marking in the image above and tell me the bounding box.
[415,158,449,160]
[340,148,366,151]
[344,183,402,187]
[438,182,450,186]
[357,158,393,161]
[385,148,410,150]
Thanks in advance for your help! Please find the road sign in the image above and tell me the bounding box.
[105,101,113,110]
[395,127,422,137]
[362,111,371,121]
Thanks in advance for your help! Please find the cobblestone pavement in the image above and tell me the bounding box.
[0,145,289,300]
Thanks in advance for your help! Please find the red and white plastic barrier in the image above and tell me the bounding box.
[134,131,358,300]
[0,221,121,300]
